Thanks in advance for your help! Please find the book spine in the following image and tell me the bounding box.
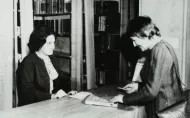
[52,0,57,14]
[40,0,46,14]
[33,0,38,14]
[59,0,64,13]
[64,0,71,13]
[46,0,52,14]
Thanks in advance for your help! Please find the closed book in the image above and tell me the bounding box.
[33,0,39,14]
[64,0,71,13]
[40,0,46,14]
[52,0,57,13]
[46,0,52,14]
[59,0,64,13]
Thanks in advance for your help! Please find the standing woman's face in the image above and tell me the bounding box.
[39,35,55,56]
[130,36,151,51]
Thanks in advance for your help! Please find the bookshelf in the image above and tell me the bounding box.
[94,0,121,86]
[33,0,72,81]
[94,0,139,86]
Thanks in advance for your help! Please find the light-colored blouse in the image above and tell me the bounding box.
[36,53,58,93]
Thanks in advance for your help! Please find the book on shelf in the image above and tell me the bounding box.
[98,16,106,32]
[94,14,120,33]
[59,0,64,13]
[41,0,46,14]
[46,0,52,14]
[64,0,71,13]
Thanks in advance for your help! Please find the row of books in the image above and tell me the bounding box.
[33,0,71,14]
[34,19,70,35]
[94,14,120,33]
[97,16,106,32]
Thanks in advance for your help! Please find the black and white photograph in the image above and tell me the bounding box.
[0,0,190,118]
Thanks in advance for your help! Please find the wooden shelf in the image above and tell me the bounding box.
[33,13,71,17]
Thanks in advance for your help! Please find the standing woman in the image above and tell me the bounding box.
[17,26,76,106]
[110,16,185,118]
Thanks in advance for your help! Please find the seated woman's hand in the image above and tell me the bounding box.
[68,90,78,95]
[123,82,138,94]
[52,90,68,99]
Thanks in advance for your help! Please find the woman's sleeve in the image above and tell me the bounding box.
[132,61,144,82]
[18,61,51,103]
[122,45,173,105]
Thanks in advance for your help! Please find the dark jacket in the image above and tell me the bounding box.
[17,53,71,106]
[122,40,185,118]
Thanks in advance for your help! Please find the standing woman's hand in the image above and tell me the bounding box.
[123,82,139,94]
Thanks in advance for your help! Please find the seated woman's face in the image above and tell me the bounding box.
[39,35,55,56]
[130,36,151,51]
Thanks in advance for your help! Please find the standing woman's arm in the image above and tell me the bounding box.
[122,45,173,105]
[132,61,144,82]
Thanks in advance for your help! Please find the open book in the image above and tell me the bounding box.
[84,94,118,108]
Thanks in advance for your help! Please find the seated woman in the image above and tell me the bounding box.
[110,16,185,118]
[17,26,76,106]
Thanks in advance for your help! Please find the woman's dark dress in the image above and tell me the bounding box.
[122,40,184,118]
[17,53,71,106]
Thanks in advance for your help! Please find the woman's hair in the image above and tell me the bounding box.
[28,25,55,53]
[126,16,161,39]
[120,16,161,68]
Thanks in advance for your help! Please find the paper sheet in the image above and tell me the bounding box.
[69,91,92,100]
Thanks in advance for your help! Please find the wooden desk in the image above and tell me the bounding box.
[0,86,146,118]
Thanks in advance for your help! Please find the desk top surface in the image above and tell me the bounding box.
[0,86,146,118]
